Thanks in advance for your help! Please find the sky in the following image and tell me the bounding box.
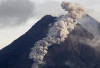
[0,0,100,49]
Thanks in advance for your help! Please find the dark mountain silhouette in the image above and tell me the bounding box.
[0,15,100,68]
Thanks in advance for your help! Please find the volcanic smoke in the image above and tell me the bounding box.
[29,2,85,68]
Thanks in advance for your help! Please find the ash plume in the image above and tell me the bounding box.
[29,2,85,68]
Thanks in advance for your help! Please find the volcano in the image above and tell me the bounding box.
[0,15,100,68]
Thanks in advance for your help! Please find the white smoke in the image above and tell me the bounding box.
[29,2,84,68]
[31,63,39,68]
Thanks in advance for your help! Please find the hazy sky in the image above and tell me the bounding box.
[0,0,100,49]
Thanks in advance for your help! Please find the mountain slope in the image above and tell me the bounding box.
[0,15,100,68]
[79,14,100,37]
[0,15,57,68]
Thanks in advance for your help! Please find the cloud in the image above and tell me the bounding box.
[0,0,34,27]
[32,0,66,19]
